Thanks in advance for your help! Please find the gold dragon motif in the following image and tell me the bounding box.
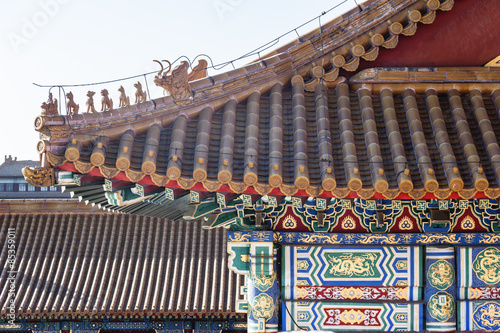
[358,234,398,245]
[326,252,377,277]
[297,234,339,244]
[473,247,500,285]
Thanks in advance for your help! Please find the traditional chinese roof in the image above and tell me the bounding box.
[29,0,500,202]
[0,200,244,319]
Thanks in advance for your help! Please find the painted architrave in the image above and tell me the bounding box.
[458,246,500,289]
[294,285,417,301]
[195,320,247,331]
[219,197,500,232]
[273,198,498,233]
[459,287,500,300]
[247,231,279,333]
[458,300,500,332]
[424,246,456,332]
[282,301,423,332]
[0,323,61,332]
[274,232,500,246]
[282,245,422,300]
[0,322,242,332]
[71,322,185,331]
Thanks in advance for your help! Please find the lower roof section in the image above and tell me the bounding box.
[0,200,245,319]
[0,321,247,332]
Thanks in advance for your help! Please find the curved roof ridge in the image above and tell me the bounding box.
[35,0,450,148]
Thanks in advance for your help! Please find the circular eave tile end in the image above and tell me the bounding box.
[399,179,414,193]
[268,174,282,188]
[244,172,258,186]
[475,179,489,192]
[348,178,362,192]
[425,179,439,193]
[167,166,181,180]
[218,170,232,184]
[322,178,336,192]
[375,180,389,194]
[142,161,156,175]
[90,153,105,167]
[295,176,310,190]
[193,169,207,182]
[65,148,80,162]
[116,158,130,171]
[450,178,464,192]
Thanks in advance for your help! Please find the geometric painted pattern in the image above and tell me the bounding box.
[273,231,500,245]
[459,287,500,300]
[0,321,247,332]
[228,231,500,246]
[270,198,498,233]
[282,245,423,299]
[282,301,424,331]
[295,286,418,301]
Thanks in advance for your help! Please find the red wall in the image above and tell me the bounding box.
[352,0,500,73]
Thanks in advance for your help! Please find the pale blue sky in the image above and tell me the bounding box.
[0,0,363,162]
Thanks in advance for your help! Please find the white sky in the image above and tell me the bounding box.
[0,0,363,163]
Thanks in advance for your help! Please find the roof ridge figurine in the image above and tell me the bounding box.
[86,91,97,113]
[100,89,113,112]
[41,92,58,116]
[134,81,147,104]
[153,59,207,100]
[118,85,130,107]
[66,91,79,115]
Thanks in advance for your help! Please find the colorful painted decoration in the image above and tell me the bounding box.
[458,246,500,288]
[270,198,497,233]
[428,292,455,322]
[273,231,500,245]
[282,301,423,331]
[227,242,250,275]
[104,188,153,206]
[248,273,280,333]
[192,196,500,231]
[458,300,500,331]
[252,293,275,320]
[18,321,239,332]
[282,245,423,299]
[473,302,500,331]
[459,287,500,300]
[253,274,276,292]
[295,286,416,301]
[425,246,456,332]
[473,247,500,284]
[428,260,455,290]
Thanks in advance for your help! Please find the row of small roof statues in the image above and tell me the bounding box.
[40,59,208,117]
[40,82,149,116]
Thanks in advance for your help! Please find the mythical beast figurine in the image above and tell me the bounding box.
[22,166,55,187]
[153,60,193,100]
